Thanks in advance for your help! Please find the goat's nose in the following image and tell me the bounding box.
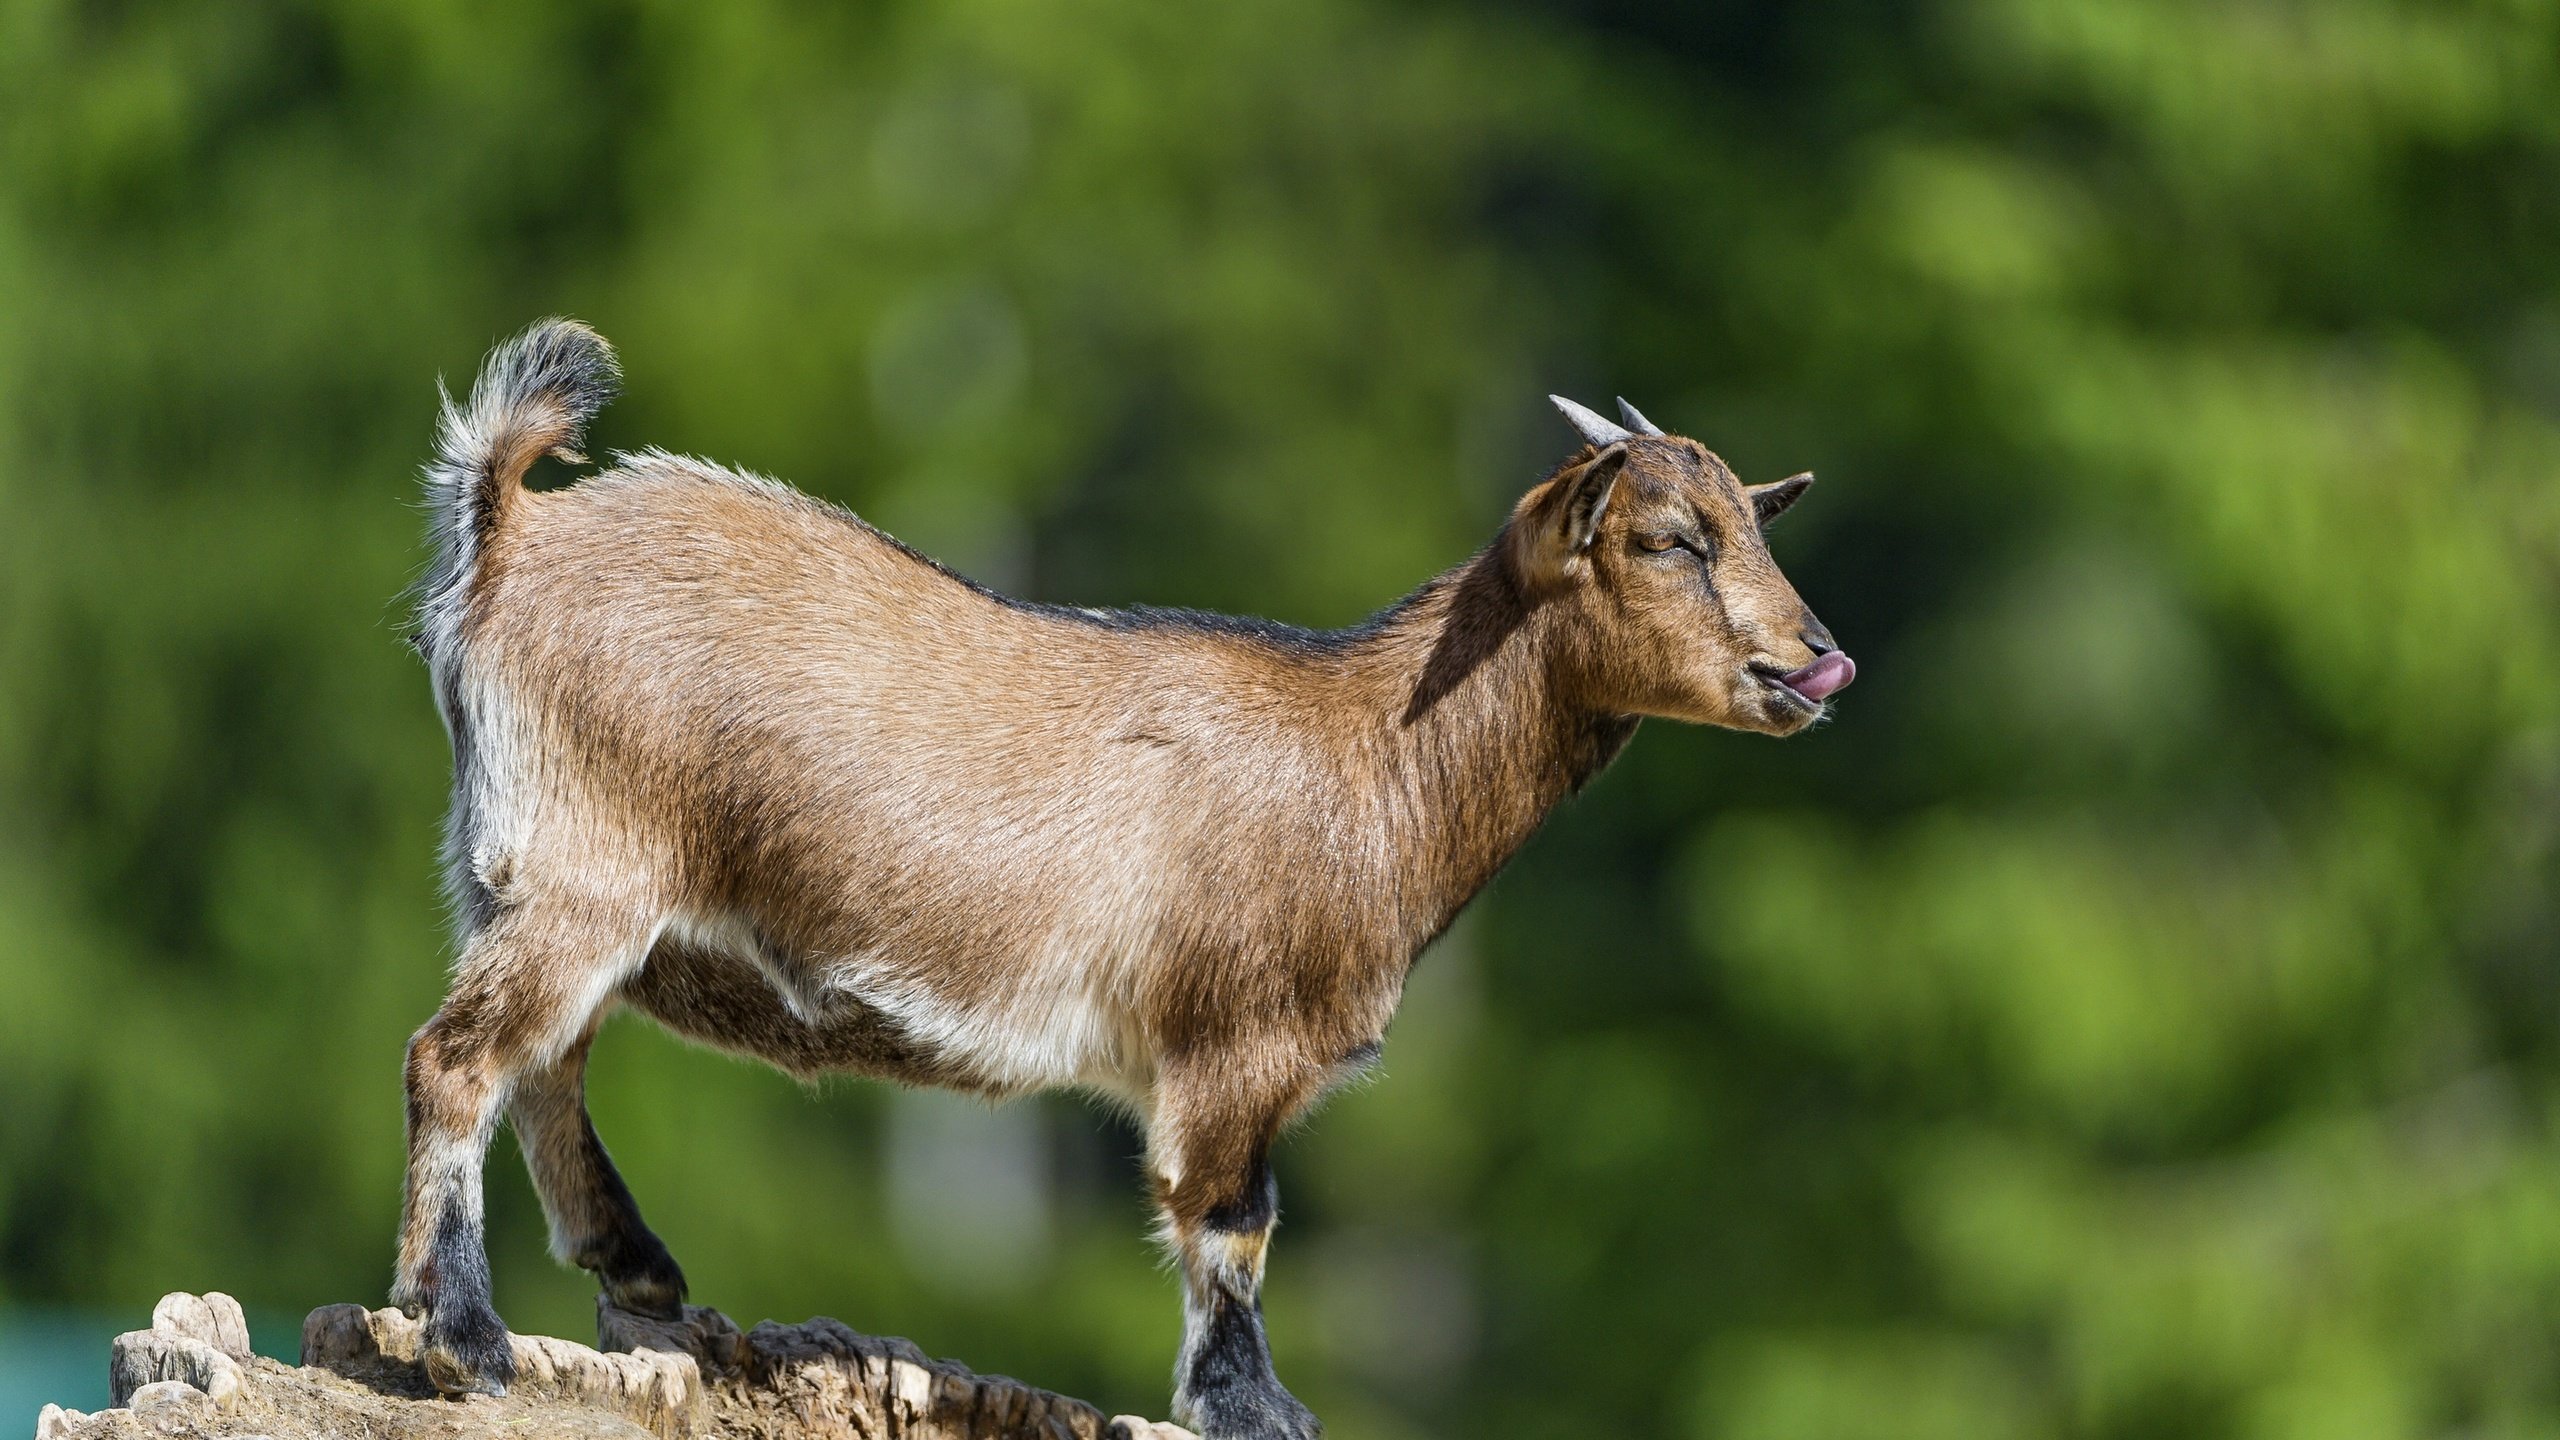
[1800,617,1837,655]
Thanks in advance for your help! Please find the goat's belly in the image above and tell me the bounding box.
[629,915,1156,1102]
[832,953,1154,1103]
[620,939,965,1088]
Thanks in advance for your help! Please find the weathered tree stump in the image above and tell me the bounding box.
[33,1292,1193,1440]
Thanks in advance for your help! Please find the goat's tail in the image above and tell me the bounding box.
[418,318,619,640]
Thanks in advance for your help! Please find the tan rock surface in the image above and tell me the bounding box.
[36,1292,1197,1440]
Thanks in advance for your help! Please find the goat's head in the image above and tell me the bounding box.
[1507,396,1854,737]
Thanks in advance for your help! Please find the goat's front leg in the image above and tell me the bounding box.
[1152,1070,1321,1440]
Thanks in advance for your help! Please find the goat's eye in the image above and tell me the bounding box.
[1637,531,1682,554]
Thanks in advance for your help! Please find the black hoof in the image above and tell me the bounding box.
[1182,1382,1323,1440]
[423,1303,516,1398]
[594,1233,690,1321]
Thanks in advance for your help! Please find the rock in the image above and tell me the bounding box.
[701,1307,1114,1439]
[1108,1419,1202,1440]
[108,1326,244,1410]
[123,1381,206,1414]
[296,1303,702,1435]
[149,1292,254,1362]
[294,1304,381,1376]
[594,1297,749,1376]
[41,1291,1192,1440]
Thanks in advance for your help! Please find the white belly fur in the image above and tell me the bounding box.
[661,883,1164,1106]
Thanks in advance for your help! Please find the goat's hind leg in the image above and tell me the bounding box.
[509,1019,689,1319]
[396,892,655,1396]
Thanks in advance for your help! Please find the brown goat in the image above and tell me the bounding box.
[395,319,1854,1438]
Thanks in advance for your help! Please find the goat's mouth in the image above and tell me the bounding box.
[1749,652,1857,712]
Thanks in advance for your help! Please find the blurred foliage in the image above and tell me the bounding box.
[3,0,2558,1437]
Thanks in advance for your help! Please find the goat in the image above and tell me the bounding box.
[394,319,1855,1439]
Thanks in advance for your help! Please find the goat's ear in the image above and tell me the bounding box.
[1519,443,1628,588]
[1749,471,1813,526]
[1555,444,1629,552]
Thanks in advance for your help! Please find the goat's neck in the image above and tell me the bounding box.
[1348,552,1634,947]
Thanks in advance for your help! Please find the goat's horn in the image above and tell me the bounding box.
[1549,395,1630,447]
[1616,397,1664,436]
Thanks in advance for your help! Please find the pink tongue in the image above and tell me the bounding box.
[1783,651,1856,702]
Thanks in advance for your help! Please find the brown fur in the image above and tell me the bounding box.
[394,321,1845,1436]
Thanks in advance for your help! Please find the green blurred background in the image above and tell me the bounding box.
[4,0,2557,1436]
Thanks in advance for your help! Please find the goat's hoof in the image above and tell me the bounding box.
[422,1305,516,1398]
[1182,1384,1322,1440]
[602,1277,687,1322]
[598,1248,690,1321]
